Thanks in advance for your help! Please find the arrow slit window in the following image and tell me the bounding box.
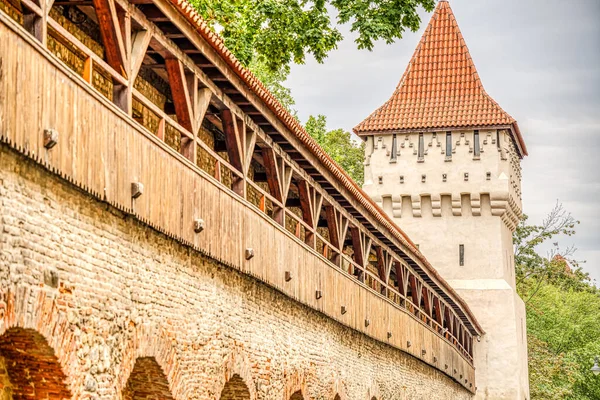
[418,133,424,161]
[474,130,480,158]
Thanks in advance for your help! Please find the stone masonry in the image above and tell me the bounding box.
[0,145,472,399]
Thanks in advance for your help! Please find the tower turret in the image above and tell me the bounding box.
[355,1,530,399]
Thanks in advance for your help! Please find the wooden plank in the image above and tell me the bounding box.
[130,28,152,79]
[92,0,128,76]
[220,109,243,171]
[83,56,93,83]
[164,57,195,160]
[164,57,193,132]
[261,147,282,201]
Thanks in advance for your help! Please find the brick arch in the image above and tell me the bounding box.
[213,348,257,400]
[330,378,347,400]
[282,371,311,400]
[290,391,304,400]
[0,327,72,399]
[328,374,347,400]
[365,380,380,400]
[219,374,252,400]
[118,324,187,399]
[122,357,174,400]
[0,286,79,396]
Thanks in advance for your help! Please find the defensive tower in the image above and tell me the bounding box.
[355,1,530,398]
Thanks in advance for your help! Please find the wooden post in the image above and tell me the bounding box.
[92,0,128,76]
[83,57,93,83]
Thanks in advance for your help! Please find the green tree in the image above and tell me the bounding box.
[247,56,297,114]
[514,202,591,301]
[515,204,600,399]
[305,115,365,185]
[189,0,435,73]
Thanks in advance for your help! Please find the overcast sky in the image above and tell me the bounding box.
[286,0,600,284]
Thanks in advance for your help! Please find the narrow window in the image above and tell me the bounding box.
[418,133,424,159]
[473,130,480,157]
[445,132,452,158]
[459,244,465,266]
[391,134,397,161]
[496,130,501,148]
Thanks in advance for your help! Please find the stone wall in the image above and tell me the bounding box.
[0,145,472,400]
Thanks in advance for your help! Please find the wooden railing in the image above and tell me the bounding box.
[0,0,476,370]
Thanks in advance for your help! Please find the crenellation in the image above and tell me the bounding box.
[366,192,514,220]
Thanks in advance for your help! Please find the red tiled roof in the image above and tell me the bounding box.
[353,0,527,156]
[166,0,484,334]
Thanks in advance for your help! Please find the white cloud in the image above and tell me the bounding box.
[286,0,600,282]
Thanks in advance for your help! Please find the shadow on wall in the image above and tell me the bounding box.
[0,328,72,399]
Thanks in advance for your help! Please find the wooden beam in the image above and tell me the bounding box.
[220,109,243,172]
[422,287,433,317]
[165,58,193,131]
[92,0,128,76]
[409,274,422,307]
[325,206,340,249]
[194,88,212,133]
[350,227,372,268]
[130,28,152,79]
[324,206,348,251]
[165,57,195,161]
[375,246,393,284]
[262,147,283,201]
[395,261,409,297]
[297,180,322,229]
[433,297,445,326]
[191,87,212,163]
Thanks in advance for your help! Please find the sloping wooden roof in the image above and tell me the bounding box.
[164,0,484,334]
[353,0,527,156]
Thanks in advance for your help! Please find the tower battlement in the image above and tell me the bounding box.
[364,129,523,231]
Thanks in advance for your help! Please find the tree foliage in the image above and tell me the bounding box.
[189,0,435,73]
[305,115,365,185]
[515,203,600,399]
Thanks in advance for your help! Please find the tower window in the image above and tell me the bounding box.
[496,130,501,149]
[418,133,424,160]
[474,130,480,157]
[391,134,398,162]
[446,132,452,159]
[459,244,465,266]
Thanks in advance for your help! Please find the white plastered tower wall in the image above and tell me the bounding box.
[362,128,530,399]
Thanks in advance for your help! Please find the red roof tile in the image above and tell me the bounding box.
[353,0,527,156]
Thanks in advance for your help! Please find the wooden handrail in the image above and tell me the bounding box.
[4,6,474,363]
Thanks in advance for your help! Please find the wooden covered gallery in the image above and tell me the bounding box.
[0,0,483,391]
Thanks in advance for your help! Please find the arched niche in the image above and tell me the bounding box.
[122,357,175,400]
[219,374,252,400]
[0,327,71,399]
[290,390,304,400]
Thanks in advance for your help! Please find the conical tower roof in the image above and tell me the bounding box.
[354,0,527,156]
